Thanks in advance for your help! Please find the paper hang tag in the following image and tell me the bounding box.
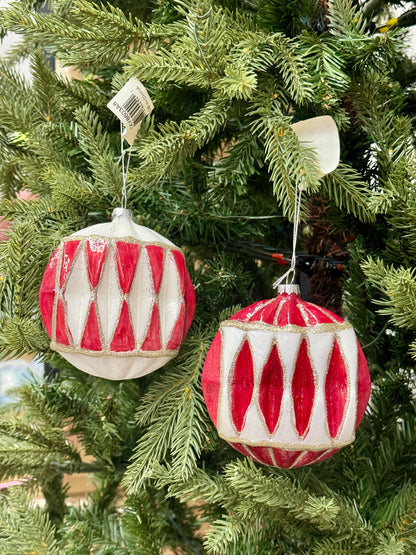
[290,115,340,178]
[107,78,154,145]
[123,122,142,146]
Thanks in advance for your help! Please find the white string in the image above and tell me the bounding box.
[272,182,303,289]
[120,121,132,209]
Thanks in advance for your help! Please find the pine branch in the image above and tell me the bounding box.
[151,464,238,507]
[204,514,242,554]
[322,163,375,222]
[395,487,416,548]
[46,373,140,465]
[0,221,52,318]
[74,105,124,208]
[30,50,63,123]
[361,257,416,332]
[137,94,231,182]
[206,128,264,199]
[125,49,216,88]
[0,317,49,360]
[328,0,368,36]
[373,532,409,554]
[267,32,314,104]
[300,33,350,108]
[2,0,146,67]
[249,91,321,220]
[223,459,372,540]
[0,432,78,482]
[53,73,111,113]
[43,164,102,213]
[214,32,314,102]
[123,330,216,494]
[0,379,82,482]
[0,487,62,555]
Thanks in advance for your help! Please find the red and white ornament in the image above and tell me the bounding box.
[202,284,371,468]
[39,208,196,380]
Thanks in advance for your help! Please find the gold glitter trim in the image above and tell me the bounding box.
[159,249,185,349]
[296,302,318,325]
[272,298,285,326]
[218,430,355,451]
[324,332,353,442]
[243,445,264,464]
[268,447,278,466]
[225,331,248,436]
[220,320,352,334]
[243,298,275,322]
[50,342,179,358]
[291,336,317,442]
[64,234,183,252]
[52,243,64,344]
[313,304,340,324]
[288,451,308,468]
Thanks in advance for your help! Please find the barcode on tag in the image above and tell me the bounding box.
[107,78,154,134]
[123,93,146,126]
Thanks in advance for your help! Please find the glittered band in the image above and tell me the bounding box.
[64,234,183,252]
[220,320,352,334]
[218,431,355,451]
[50,342,179,358]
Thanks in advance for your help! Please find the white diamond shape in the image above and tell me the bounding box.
[64,247,92,346]
[96,245,123,344]
[129,247,154,346]
[159,250,181,348]
[304,331,335,444]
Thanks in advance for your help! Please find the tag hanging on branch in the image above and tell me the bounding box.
[107,77,154,146]
[290,115,340,178]
[274,115,340,289]
[39,81,196,380]
[202,117,371,468]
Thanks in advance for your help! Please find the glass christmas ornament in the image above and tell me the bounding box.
[39,208,196,380]
[202,284,371,468]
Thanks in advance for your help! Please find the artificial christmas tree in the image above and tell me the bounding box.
[0,0,416,553]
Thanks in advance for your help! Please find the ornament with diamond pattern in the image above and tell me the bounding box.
[202,116,370,468]
[202,284,371,468]
[39,208,196,380]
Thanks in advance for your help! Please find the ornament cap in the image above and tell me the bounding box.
[112,207,133,221]
[277,284,300,295]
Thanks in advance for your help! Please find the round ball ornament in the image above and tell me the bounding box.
[39,208,196,380]
[202,285,371,468]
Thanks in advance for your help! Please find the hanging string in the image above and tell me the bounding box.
[272,182,304,289]
[119,121,132,209]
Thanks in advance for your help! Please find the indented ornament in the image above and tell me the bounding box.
[202,284,371,468]
[39,208,196,380]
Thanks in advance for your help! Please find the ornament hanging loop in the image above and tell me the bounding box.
[273,181,303,290]
[119,121,132,210]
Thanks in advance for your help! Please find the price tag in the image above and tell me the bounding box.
[107,78,154,145]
